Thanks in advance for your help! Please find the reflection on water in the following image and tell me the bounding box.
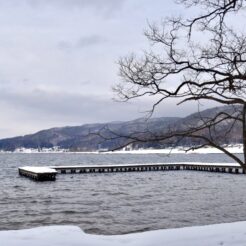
[0,153,245,234]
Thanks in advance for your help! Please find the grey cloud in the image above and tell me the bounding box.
[57,41,71,50]
[58,35,106,50]
[0,89,146,123]
[0,88,218,137]
[1,0,126,12]
[77,35,107,48]
[0,89,215,121]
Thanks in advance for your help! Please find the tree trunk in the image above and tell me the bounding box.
[243,104,246,172]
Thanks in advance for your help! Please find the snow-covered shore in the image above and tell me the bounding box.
[1,221,246,246]
[1,144,243,154]
[112,144,244,154]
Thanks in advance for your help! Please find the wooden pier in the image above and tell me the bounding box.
[18,162,245,181]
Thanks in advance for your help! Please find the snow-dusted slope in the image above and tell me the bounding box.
[1,221,246,246]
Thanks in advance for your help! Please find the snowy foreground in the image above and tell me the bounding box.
[1,221,246,246]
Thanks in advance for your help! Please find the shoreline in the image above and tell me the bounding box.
[1,144,243,154]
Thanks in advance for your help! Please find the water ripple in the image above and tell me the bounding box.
[0,152,245,235]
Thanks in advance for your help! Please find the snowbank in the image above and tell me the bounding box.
[1,221,246,246]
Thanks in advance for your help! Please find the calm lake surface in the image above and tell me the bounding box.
[0,152,245,234]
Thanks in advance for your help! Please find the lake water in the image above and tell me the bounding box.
[1,152,246,235]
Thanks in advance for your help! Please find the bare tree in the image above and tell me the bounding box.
[178,0,245,36]
[112,0,246,171]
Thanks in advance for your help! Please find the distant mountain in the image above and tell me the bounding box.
[0,106,242,151]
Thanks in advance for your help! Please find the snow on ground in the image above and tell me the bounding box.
[3,144,243,154]
[1,221,246,246]
[112,144,244,155]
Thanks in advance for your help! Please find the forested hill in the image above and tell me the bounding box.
[0,106,242,151]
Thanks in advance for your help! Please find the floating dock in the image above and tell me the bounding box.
[18,167,57,181]
[18,162,245,181]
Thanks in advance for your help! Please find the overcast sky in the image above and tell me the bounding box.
[0,0,217,138]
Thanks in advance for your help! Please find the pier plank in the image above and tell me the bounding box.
[18,162,243,181]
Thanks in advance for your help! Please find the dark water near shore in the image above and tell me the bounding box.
[0,152,245,234]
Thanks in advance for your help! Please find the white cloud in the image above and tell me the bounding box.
[0,0,198,138]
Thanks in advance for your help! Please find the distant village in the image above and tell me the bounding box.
[0,146,69,153]
[0,143,243,154]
